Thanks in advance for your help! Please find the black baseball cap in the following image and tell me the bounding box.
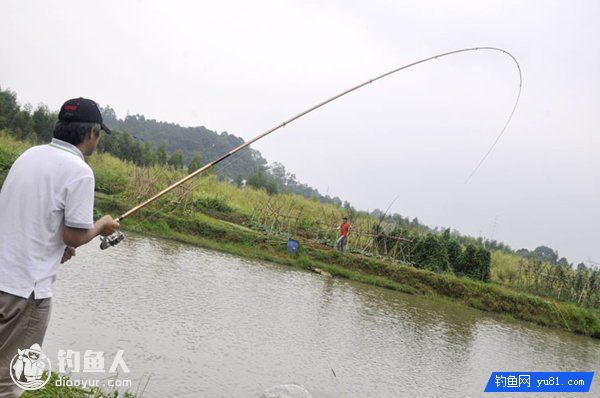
[58,97,111,134]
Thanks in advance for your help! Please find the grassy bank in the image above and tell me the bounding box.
[1,133,599,338]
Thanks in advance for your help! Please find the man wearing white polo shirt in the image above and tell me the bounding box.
[0,98,120,396]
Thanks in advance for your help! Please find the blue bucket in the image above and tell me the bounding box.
[287,238,300,254]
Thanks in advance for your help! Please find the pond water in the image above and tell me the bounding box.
[43,233,599,397]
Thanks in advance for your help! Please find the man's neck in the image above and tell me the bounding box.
[76,143,89,157]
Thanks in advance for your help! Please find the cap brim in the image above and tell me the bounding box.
[100,123,112,134]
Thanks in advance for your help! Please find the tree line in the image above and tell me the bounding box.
[0,87,195,169]
[370,206,583,272]
[373,226,492,281]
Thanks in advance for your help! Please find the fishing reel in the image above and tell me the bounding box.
[100,231,125,250]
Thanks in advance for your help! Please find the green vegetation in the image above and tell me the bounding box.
[246,167,279,195]
[0,87,598,339]
[491,251,599,308]
[0,133,28,184]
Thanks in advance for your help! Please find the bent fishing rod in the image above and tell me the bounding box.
[100,46,522,250]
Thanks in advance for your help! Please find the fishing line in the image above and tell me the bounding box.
[101,47,522,249]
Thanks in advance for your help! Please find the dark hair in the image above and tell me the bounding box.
[53,121,100,146]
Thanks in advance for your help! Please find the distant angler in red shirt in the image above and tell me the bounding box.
[336,217,352,252]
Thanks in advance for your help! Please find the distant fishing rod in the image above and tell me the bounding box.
[100,46,522,250]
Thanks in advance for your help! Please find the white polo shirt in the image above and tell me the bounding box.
[0,139,95,299]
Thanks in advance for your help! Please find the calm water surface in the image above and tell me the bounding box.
[44,233,599,397]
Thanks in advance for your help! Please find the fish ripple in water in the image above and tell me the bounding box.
[261,383,313,398]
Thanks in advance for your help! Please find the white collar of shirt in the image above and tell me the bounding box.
[48,138,85,160]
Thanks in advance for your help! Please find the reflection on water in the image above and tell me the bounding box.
[44,233,599,397]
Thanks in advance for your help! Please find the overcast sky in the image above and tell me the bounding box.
[1,0,598,265]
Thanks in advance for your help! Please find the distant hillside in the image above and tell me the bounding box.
[100,106,267,180]
[100,106,344,206]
